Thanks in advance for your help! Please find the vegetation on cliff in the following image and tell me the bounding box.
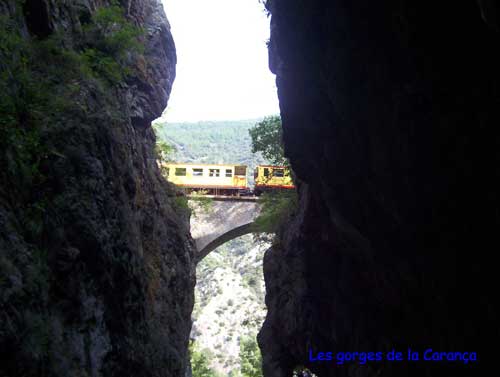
[248,116,298,238]
[1,2,144,197]
[1,2,190,376]
[252,190,297,237]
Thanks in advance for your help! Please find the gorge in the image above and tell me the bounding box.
[1,1,499,377]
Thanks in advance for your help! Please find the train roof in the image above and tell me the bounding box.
[162,163,290,169]
[255,165,290,169]
[163,162,248,167]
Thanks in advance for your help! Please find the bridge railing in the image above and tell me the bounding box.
[186,194,259,202]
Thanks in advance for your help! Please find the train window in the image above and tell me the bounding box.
[209,169,220,177]
[264,168,269,177]
[175,168,186,176]
[274,169,284,177]
[166,167,170,176]
[225,169,233,177]
[193,168,203,176]
[234,166,246,176]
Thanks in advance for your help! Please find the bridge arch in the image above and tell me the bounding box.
[197,222,255,260]
[189,198,261,261]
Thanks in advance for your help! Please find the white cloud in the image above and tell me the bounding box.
[160,0,279,122]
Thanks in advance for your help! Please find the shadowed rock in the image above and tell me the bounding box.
[0,1,195,376]
[259,1,500,376]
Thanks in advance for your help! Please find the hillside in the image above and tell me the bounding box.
[192,236,267,375]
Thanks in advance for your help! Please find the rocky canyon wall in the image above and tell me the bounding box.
[0,1,195,376]
[259,1,500,376]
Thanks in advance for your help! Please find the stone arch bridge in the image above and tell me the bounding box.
[189,197,261,261]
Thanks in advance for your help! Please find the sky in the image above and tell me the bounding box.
[159,0,279,122]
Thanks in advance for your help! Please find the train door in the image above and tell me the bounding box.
[234,166,247,188]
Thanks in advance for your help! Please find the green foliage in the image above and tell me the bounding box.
[173,194,215,221]
[252,190,298,236]
[248,115,287,166]
[79,48,122,83]
[190,341,222,377]
[193,234,268,376]
[0,2,143,183]
[153,123,177,176]
[88,3,144,53]
[1,2,143,234]
[173,195,190,211]
[79,2,144,83]
[0,16,50,191]
[239,336,263,377]
[155,139,177,163]
[189,192,214,217]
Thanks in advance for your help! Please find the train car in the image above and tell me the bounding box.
[163,163,249,195]
[253,165,295,195]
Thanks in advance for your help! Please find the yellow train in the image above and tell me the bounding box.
[163,162,294,196]
[253,165,294,195]
[164,163,249,195]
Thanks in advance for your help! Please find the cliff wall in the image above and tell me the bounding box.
[0,1,195,376]
[259,1,500,376]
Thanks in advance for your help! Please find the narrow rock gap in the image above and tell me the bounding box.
[2,1,498,376]
[191,235,269,375]
[153,1,280,375]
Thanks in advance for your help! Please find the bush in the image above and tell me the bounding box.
[188,191,214,218]
[79,2,144,83]
[190,341,220,377]
[248,115,287,166]
[173,195,190,212]
[252,190,298,237]
[239,336,263,377]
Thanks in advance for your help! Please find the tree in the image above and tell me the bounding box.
[190,341,220,377]
[249,116,297,240]
[239,336,263,377]
[248,115,287,166]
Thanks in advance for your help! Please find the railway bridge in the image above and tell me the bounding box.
[189,196,261,261]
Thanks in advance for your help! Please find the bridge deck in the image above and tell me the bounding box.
[187,194,259,202]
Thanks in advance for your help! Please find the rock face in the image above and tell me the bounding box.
[0,1,195,376]
[259,1,500,376]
